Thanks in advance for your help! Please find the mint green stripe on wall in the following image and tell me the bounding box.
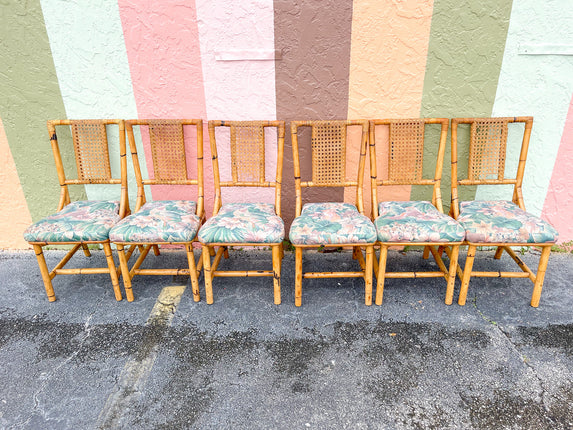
[0,0,85,222]
[40,0,147,205]
[415,0,513,208]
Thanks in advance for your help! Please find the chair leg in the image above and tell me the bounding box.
[423,246,430,260]
[295,247,303,307]
[375,245,388,305]
[116,244,134,302]
[530,246,551,308]
[458,245,476,306]
[494,246,504,260]
[103,242,123,301]
[364,246,374,306]
[203,245,214,304]
[445,245,460,305]
[223,246,229,259]
[272,244,281,305]
[81,243,91,257]
[33,244,56,302]
[152,244,161,256]
[185,244,201,302]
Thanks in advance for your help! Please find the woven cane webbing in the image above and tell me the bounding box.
[148,120,187,181]
[311,122,346,185]
[468,118,508,181]
[388,120,425,182]
[230,124,265,183]
[71,120,112,181]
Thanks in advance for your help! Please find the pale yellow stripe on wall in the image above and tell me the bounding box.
[0,118,32,249]
[346,0,434,216]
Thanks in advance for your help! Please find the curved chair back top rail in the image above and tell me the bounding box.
[125,119,204,218]
[369,118,449,217]
[47,119,129,217]
[450,116,533,218]
[208,120,285,217]
[290,120,369,216]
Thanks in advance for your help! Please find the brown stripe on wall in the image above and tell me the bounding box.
[274,0,354,228]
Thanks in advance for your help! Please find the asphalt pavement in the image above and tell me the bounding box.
[0,247,572,429]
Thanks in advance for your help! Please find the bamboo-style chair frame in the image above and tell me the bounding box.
[202,120,286,305]
[28,119,129,301]
[112,119,204,302]
[291,120,374,306]
[450,116,554,307]
[369,118,462,305]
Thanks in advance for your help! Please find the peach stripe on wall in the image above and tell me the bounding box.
[542,93,573,244]
[0,118,33,249]
[346,0,434,215]
[118,0,212,212]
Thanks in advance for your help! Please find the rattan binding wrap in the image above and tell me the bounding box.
[468,118,508,181]
[388,119,425,182]
[231,123,265,183]
[311,121,346,185]
[148,120,187,181]
[71,120,112,181]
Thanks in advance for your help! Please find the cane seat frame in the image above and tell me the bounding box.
[25,119,129,301]
[450,116,556,307]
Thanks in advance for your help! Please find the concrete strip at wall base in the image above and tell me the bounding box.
[274,0,353,228]
[0,118,33,249]
[40,0,146,207]
[196,0,278,206]
[346,0,434,216]
[542,94,573,243]
[417,0,513,211]
[0,0,84,223]
[485,0,573,220]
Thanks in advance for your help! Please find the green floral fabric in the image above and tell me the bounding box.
[458,200,559,243]
[198,203,284,244]
[110,200,200,243]
[289,202,377,245]
[375,201,465,243]
[24,201,120,243]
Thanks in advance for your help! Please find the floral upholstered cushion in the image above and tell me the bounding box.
[375,201,465,243]
[109,200,200,243]
[289,202,377,245]
[198,203,284,244]
[458,200,559,243]
[24,200,120,243]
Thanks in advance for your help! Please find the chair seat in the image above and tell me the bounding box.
[375,201,465,243]
[458,200,559,243]
[24,201,120,243]
[110,200,200,243]
[289,202,377,245]
[198,203,284,244]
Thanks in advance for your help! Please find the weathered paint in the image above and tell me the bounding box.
[118,0,211,210]
[274,0,354,227]
[417,0,513,209]
[542,94,573,243]
[484,0,573,218]
[0,0,84,225]
[347,0,434,215]
[40,0,146,205]
[196,0,278,205]
[0,118,33,249]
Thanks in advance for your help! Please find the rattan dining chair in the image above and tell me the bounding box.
[198,121,285,304]
[109,119,204,302]
[369,118,465,305]
[289,120,376,306]
[450,117,559,307]
[23,119,128,301]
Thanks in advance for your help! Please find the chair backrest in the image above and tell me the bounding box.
[369,118,449,217]
[125,119,204,217]
[208,120,285,216]
[291,120,369,217]
[450,116,533,218]
[47,119,128,217]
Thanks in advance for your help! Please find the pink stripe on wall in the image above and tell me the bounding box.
[118,0,212,213]
[542,93,573,243]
